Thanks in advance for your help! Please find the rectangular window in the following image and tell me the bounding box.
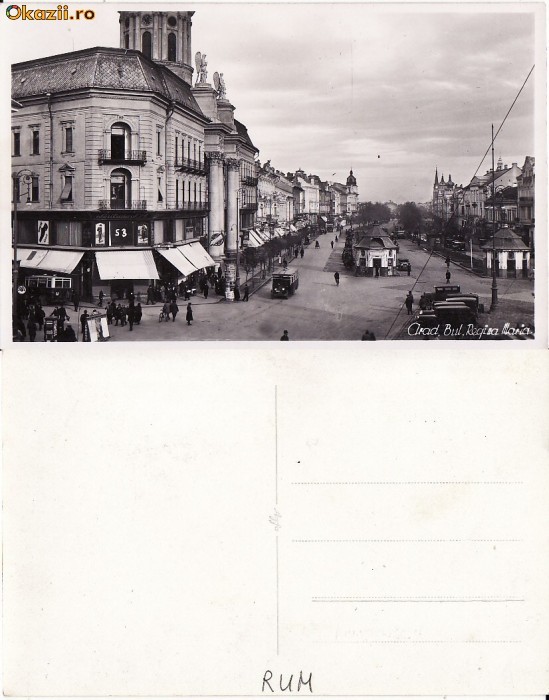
[65,127,73,153]
[157,177,163,202]
[56,221,82,246]
[61,176,73,202]
[13,131,21,157]
[157,130,162,156]
[31,176,39,202]
[32,129,40,155]
[175,136,179,164]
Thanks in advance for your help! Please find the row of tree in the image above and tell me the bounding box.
[239,231,309,284]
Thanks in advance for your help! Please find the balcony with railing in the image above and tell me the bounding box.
[241,175,258,187]
[98,150,147,165]
[175,158,207,175]
[98,200,147,210]
[170,201,209,212]
[241,201,258,211]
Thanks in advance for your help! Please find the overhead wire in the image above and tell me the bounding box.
[383,64,535,340]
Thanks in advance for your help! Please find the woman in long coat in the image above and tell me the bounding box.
[186,303,193,326]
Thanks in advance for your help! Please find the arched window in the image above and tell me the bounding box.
[142,31,152,59]
[168,32,177,62]
[110,122,131,161]
[110,168,132,210]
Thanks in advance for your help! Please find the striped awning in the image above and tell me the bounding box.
[95,250,159,280]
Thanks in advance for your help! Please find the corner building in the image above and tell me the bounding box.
[11,10,259,302]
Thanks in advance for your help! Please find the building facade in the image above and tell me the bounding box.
[12,10,260,304]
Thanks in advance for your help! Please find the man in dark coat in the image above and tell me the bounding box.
[405,291,414,315]
[170,300,179,322]
[28,318,37,342]
[71,290,80,312]
[334,272,340,286]
[186,303,193,326]
[204,283,209,300]
[280,330,289,341]
[127,304,135,331]
[243,284,249,301]
[445,270,451,283]
[80,310,89,335]
[134,303,143,325]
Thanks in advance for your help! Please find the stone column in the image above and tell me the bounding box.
[225,158,240,301]
[206,151,225,266]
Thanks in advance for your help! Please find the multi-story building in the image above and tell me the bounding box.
[432,169,457,221]
[12,10,259,303]
[516,156,535,251]
[294,170,319,222]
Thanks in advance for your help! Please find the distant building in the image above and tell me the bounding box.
[516,156,535,251]
[353,225,398,277]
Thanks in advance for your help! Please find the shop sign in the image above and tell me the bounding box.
[109,221,134,246]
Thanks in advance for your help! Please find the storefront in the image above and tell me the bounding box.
[481,225,531,279]
[94,249,159,299]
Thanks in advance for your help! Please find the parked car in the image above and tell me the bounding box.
[396,258,411,272]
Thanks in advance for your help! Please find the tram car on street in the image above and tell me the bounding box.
[25,274,73,303]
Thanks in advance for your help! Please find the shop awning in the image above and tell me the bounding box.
[18,249,84,274]
[95,250,159,280]
[180,241,216,270]
[245,231,263,248]
[320,215,328,222]
[157,247,197,277]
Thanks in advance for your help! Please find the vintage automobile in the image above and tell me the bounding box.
[271,268,299,299]
[396,258,411,272]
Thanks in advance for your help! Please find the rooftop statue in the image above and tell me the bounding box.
[213,71,227,100]
[194,52,208,85]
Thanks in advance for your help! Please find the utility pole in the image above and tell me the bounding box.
[490,124,498,310]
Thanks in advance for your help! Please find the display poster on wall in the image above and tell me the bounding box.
[95,222,106,246]
[37,220,50,245]
[136,223,149,245]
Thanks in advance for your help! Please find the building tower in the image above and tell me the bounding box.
[346,169,358,215]
[119,11,195,84]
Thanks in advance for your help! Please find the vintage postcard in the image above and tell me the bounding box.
[2,2,549,698]
[4,2,546,344]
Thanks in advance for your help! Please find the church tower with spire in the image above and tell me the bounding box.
[346,169,358,215]
[119,11,195,84]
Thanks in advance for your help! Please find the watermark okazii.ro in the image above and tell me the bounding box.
[6,5,95,21]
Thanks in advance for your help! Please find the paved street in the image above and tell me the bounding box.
[24,229,535,343]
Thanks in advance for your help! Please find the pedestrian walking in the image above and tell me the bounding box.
[335,234,338,243]
[234,285,241,301]
[147,285,154,305]
[445,256,451,268]
[243,283,249,301]
[35,304,45,330]
[204,282,209,299]
[119,306,127,327]
[28,318,37,342]
[294,247,299,258]
[330,240,334,249]
[445,270,451,283]
[170,300,179,322]
[405,291,414,315]
[407,264,412,277]
[98,290,104,307]
[71,290,80,312]
[282,258,288,269]
[128,305,135,331]
[361,329,376,340]
[186,302,193,326]
[134,303,143,325]
[280,330,289,341]
[300,247,304,259]
[63,324,77,342]
[80,309,89,335]
[334,271,340,286]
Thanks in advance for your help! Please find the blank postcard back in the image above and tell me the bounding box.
[3,348,549,696]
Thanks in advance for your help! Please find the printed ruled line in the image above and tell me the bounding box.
[294,539,522,543]
[274,385,278,505]
[314,640,522,644]
[292,481,523,485]
[312,596,524,603]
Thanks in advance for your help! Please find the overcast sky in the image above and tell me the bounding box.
[6,3,538,203]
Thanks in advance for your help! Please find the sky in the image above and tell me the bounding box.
[5,3,539,203]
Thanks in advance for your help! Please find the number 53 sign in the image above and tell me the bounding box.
[109,221,134,246]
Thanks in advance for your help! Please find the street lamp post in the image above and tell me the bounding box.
[490,124,498,310]
[12,170,33,323]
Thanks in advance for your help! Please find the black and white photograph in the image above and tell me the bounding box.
[7,3,545,342]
